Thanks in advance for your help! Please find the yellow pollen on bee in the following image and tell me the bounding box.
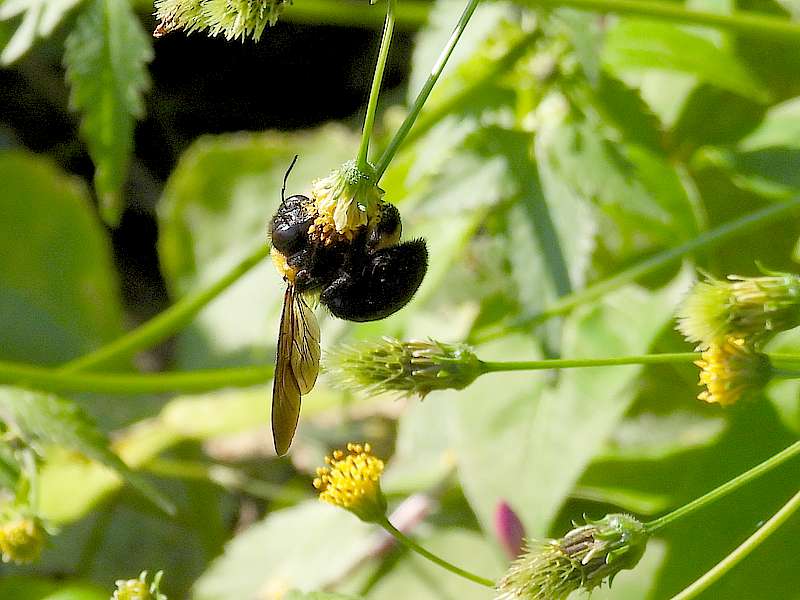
[270,247,297,283]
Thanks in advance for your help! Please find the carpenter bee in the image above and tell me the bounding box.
[269,157,428,455]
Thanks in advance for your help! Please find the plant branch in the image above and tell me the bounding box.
[646,438,800,532]
[375,0,482,181]
[357,0,397,171]
[379,517,495,587]
[0,360,273,395]
[479,352,698,373]
[474,198,800,343]
[670,489,800,600]
[523,0,800,42]
[60,244,271,373]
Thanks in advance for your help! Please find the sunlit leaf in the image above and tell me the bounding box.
[0,0,83,64]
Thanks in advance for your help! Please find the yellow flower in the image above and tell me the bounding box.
[0,516,46,564]
[309,161,384,244]
[677,272,800,349]
[313,442,387,523]
[695,337,772,406]
[325,337,483,398]
[112,571,167,600]
[496,514,649,600]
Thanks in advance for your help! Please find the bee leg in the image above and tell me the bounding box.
[321,239,428,322]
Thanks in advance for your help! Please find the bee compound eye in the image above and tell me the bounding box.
[270,195,314,255]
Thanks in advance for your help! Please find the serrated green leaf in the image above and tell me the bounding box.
[0,151,123,365]
[603,19,769,103]
[0,386,173,515]
[0,0,83,64]
[64,0,152,226]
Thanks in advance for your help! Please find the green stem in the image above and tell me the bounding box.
[670,489,800,600]
[283,0,429,29]
[771,368,800,379]
[60,244,271,373]
[0,360,273,395]
[374,0,482,181]
[144,458,307,503]
[524,0,800,42]
[474,198,800,343]
[357,0,397,172]
[646,438,800,532]
[480,352,698,373]
[379,517,495,588]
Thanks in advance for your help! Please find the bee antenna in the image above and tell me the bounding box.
[282,154,299,203]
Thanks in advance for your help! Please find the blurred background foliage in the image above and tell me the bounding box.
[1,0,800,598]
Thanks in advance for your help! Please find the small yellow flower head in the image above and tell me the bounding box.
[695,337,772,406]
[0,515,46,564]
[324,337,484,398]
[496,514,649,600]
[313,442,387,523]
[309,160,384,244]
[154,0,290,41]
[677,272,800,349]
[112,571,167,600]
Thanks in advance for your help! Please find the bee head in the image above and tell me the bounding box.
[368,202,402,251]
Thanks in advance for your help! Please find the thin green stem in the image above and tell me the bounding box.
[670,489,800,600]
[60,244,271,373]
[144,458,307,503]
[357,0,397,171]
[523,0,800,42]
[771,368,800,379]
[374,0,482,181]
[0,360,273,395]
[474,198,800,343]
[480,352,698,373]
[646,438,800,532]
[379,517,495,588]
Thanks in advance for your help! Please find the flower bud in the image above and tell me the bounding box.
[112,570,167,600]
[496,514,649,600]
[325,337,484,398]
[0,514,46,564]
[677,272,800,349]
[154,0,290,41]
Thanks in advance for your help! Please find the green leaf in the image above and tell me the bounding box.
[64,0,152,226]
[0,151,123,365]
[0,577,106,600]
[193,502,376,599]
[452,276,688,536]
[0,0,83,64]
[0,386,174,515]
[603,19,769,103]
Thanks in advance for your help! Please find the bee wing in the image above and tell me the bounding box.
[271,285,320,456]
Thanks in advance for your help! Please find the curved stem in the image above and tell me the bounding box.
[0,360,273,395]
[357,0,397,172]
[646,439,800,532]
[375,0,482,181]
[379,517,495,588]
[525,0,800,42]
[480,352,698,373]
[60,244,271,373]
[474,198,800,343]
[670,489,800,600]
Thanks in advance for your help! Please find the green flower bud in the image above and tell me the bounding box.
[0,514,46,564]
[154,0,291,41]
[325,337,484,398]
[496,514,649,600]
[112,571,167,600]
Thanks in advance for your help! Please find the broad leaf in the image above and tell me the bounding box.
[452,276,687,536]
[603,19,769,103]
[0,151,123,364]
[0,386,173,515]
[0,0,83,64]
[193,502,375,599]
[64,0,152,225]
